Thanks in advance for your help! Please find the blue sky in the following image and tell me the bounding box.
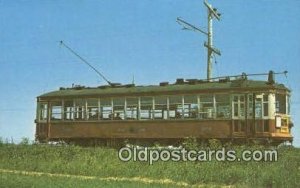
[0,0,299,146]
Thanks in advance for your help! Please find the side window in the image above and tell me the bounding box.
[87,99,99,120]
[232,95,246,119]
[183,95,198,119]
[154,96,168,119]
[215,95,230,119]
[140,97,153,120]
[50,101,62,120]
[169,96,183,119]
[113,98,125,120]
[233,96,238,117]
[126,98,138,120]
[39,103,48,121]
[100,99,112,120]
[199,95,214,119]
[64,100,74,120]
[74,99,86,120]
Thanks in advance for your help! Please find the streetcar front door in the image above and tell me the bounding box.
[232,95,246,134]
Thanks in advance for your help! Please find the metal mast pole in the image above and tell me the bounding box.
[207,10,213,80]
[177,1,221,81]
[204,0,221,81]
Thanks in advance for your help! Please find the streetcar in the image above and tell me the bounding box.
[34,0,293,146]
[35,73,293,145]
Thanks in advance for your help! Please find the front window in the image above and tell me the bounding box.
[288,96,290,115]
[247,94,253,117]
[252,93,269,118]
[276,94,287,114]
[263,94,269,117]
[39,103,48,121]
[255,97,262,118]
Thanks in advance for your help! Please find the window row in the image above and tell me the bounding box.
[233,94,269,119]
[37,93,288,121]
[38,95,230,121]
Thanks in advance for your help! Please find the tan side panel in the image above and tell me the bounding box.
[49,120,231,139]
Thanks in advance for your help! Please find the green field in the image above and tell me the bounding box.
[0,140,299,187]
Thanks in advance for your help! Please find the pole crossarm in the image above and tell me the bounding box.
[204,42,221,56]
[204,0,221,21]
[176,17,208,35]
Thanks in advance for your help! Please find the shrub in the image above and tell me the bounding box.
[182,137,199,150]
[19,137,30,145]
[208,139,222,149]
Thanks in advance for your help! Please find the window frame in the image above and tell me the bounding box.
[38,102,48,122]
[50,100,63,121]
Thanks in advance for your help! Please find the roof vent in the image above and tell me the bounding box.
[186,79,198,85]
[267,70,275,85]
[219,77,230,83]
[160,82,169,86]
[176,78,185,85]
[110,83,122,87]
[124,84,135,88]
[241,72,248,80]
[98,85,110,89]
[72,85,85,90]
[198,80,207,84]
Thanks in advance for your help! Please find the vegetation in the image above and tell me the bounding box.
[0,138,299,187]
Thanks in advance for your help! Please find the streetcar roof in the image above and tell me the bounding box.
[38,79,289,99]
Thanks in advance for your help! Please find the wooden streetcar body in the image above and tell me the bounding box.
[35,78,293,145]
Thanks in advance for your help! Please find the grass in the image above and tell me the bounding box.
[0,172,181,188]
[0,140,299,187]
